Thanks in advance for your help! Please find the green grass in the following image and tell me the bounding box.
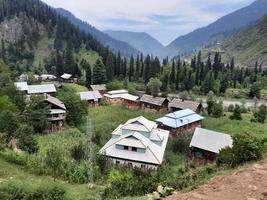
[63,83,89,93]
[203,113,267,139]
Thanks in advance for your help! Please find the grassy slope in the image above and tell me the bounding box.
[0,106,266,199]
[203,113,267,139]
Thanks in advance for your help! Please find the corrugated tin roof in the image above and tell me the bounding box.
[27,84,56,94]
[140,94,168,106]
[156,109,204,129]
[90,84,106,91]
[14,82,28,91]
[99,130,169,165]
[45,94,66,110]
[108,89,128,95]
[100,116,169,165]
[60,73,72,79]
[123,116,157,132]
[50,109,66,114]
[80,91,102,101]
[190,128,233,154]
[169,98,202,112]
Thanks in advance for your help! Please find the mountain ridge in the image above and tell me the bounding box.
[104,30,163,55]
[56,8,140,57]
[159,0,267,59]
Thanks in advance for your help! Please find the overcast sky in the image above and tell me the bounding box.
[42,0,255,45]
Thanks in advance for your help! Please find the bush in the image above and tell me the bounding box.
[211,102,224,118]
[230,105,242,120]
[217,134,267,167]
[106,80,124,91]
[99,98,108,106]
[102,169,158,199]
[0,183,67,200]
[253,105,267,123]
[228,104,234,112]
[170,134,192,155]
[16,124,39,154]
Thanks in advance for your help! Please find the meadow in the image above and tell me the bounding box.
[0,105,266,199]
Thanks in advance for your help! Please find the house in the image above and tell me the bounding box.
[189,128,233,163]
[169,98,203,113]
[14,82,28,92]
[44,94,66,132]
[40,74,57,81]
[121,94,140,110]
[14,82,56,95]
[104,90,128,105]
[156,109,204,136]
[27,84,56,95]
[140,94,169,113]
[90,84,107,95]
[79,91,102,107]
[99,116,169,170]
[60,73,76,83]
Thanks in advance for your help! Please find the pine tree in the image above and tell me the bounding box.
[175,58,181,90]
[93,59,106,84]
[144,55,151,84]
[170,60,176,83]
[135,55,140,80]
[129,55,134,82]
[105,53,114,81]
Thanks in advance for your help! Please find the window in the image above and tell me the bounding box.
[116,160,120,165]
[124,146,129,150]
[132,147,137,152]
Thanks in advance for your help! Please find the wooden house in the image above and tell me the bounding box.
[44,94,66,132]
[156,109,204,136]
[121,94,140,110]
[140,94,169,113]
[90,84,107,95]
[99,116,169,170]
[189,128,233,164]
[79,91,102,107]
[169,98,203,113]
[104,90,128,105]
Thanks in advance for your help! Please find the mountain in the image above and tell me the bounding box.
[56,8,139,57]
[104,30,163,55]
[213,15,267,67]
[159,0,267,59]
[0,0,116,76]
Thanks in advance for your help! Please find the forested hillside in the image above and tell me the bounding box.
[0,0,117,77]
[57,8,140,57]
[159,0,267,59]
[217,15,267,67]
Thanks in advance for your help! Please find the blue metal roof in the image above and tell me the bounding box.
[156,109,204,129]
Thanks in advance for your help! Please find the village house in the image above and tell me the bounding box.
[14,82,57,95]
[189,128,233,164]
[27,84,57,95]
[60,73,77,83]
[79,91,102,107]
[156,109,204,136]
[169,98,203,113]
[121,94,140,110]
[14,82,28,93]
[90,84,107,95]
[140,94,169,113]
[44,94,66,132]
[99,116,169,170]
[104,89,128,105]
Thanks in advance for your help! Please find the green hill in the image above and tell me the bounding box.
[0,0,112,76]
[201,15,267,67]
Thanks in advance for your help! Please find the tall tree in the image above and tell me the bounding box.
[129,55,135,82]
[93,59,107,84]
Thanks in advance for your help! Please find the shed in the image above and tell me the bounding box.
[169,98,203,113]
[189,128,233,163]
[140,94,169,113]
[79,91,102,107]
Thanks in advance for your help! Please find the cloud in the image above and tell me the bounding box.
[41,0,255,45]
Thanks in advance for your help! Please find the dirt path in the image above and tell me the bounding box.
[166,162,267,200]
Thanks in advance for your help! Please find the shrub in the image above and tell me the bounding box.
[230,105,242,120]
[228,104,234,112]
[253,105,267,123]
[212,102,224,118]
[217,134,267,167]
[99,98,108,106]
[71,142,86,162]
[170,134,192,155]
[16,124,39,154]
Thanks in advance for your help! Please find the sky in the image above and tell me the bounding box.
[42,0,255,45]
